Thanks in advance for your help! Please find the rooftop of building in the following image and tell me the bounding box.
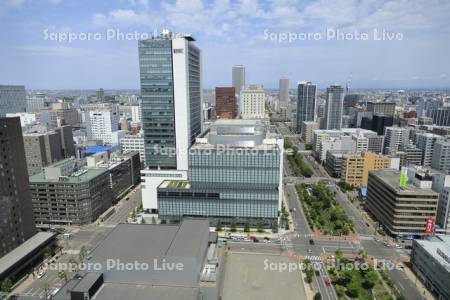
[29,158,107,184]
[86,219,210,286]
[85,146,112,154]
[29,168,106,184]
[92,283,199,300]
[241,84,265,92]
[0,232,56,276]
[415,235,450,272]
[51,219,214,300]
[369,169,439,196]
[159,180,190,189]
[139,30,195,41]
[193,119,281,150]
[314,128,377,136]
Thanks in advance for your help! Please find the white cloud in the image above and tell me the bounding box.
[91,9,153,27]
[18,45,96,57]
[0,0,26,16]
[129,0,149,9]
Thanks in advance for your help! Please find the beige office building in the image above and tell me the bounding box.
[341,152,391,188]
[367,169,438,237]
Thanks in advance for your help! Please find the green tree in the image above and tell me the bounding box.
[335,249,344,262]
[346,278,360,298]
[338,269,353,286]
[43,246,52,261]
[58,270,68,283]
[305,268,314,283]
[79,246,88,262]
[244,220,250,233]
[271,221,278,233]
[1,278,12,293]
[313,292,322,300]
[42,281,50,300]
[151,216,157,224]
[335,285,345,297]
[362,268,378,289]
[215,219,222,232]
[358,248,368,260]
[256,220,264,233]
[230,220,237,232]
[68,256,79,272]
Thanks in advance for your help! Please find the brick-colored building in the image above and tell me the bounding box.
[215,87,236,119]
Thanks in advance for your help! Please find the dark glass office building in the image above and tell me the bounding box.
[138,32,201,170]
[296,81,316,133]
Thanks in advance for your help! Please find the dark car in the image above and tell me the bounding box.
[309,239,315,245]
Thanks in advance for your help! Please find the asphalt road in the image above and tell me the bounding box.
[284,137,424,300]
[103,184,142,225]
[284,184,338,300]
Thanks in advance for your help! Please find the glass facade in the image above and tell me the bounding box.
[188,44,202,145]
[296,82,316,133]
[158,147,281,222]
[139,39,177,169]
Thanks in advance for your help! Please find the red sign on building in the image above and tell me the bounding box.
[425,218,435,234]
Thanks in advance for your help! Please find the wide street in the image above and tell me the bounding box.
[279,121,425,300]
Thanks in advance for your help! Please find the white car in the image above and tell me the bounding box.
[37,271,46,279]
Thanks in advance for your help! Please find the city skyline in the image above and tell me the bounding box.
[0,0,450,89]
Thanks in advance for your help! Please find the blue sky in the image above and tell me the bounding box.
[0,0,450,89]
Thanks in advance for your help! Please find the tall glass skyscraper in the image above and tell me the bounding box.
[296,81,316,133]
[278,77,289,107]
[324,84,344,130]
[138,32,202,170]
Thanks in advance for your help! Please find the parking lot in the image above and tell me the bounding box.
[221,252,307,300]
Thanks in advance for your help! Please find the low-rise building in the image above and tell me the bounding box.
[411,235,450,300]
[29,158,113,227]
[120,132,145,165]
[313,128,380,161]
[51,219,218,300]
[87,151,141,201]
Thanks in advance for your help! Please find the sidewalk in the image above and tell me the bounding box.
[400,263,434,300]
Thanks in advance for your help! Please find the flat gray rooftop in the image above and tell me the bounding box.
[93,283,199,300]
[0,232,55,275]
[370,169,439,196]
[415,235,450,272]
[87,219,210,286]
